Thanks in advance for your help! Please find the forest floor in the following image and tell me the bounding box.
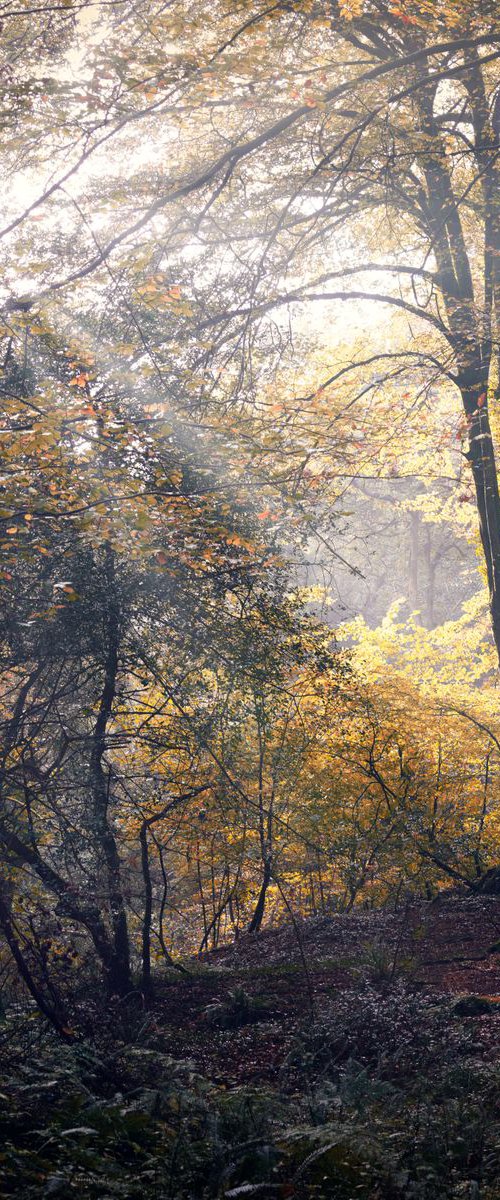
[157,894,500,1086]
[4,895,500,1199]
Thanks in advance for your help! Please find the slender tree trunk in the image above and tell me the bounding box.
[140,823,153,1000]
[0,889,71,1037]
[89,547,131,996]
[247,696,274,934]
[247,857,272,934]
[0,818,125,991]
[196,841,209,948]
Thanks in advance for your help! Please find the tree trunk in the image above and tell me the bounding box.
[140,823,153,1000]
[0,889,71,1037]
[461,384,500,663]
[414,71,500,660]
[247,857,272,934]
[89,546,131,996]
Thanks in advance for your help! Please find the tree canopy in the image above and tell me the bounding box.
[2,0,500,1033]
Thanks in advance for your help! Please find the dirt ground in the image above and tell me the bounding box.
[154,895,500,1085]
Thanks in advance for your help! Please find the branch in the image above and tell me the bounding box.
[442,706,500,757]
[30,33,500,299]
[295,290,451,336]
[199,287,451,338]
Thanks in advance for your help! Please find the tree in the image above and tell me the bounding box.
[18,0,496,659]
[4,0,500,1024]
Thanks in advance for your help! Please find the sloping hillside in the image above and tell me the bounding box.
[4,897,500,1199]
[155,896,500,1086]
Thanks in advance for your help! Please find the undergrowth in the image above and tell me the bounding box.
[1,976,500,1198]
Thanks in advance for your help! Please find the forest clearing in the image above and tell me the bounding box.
[3,0,500,1195]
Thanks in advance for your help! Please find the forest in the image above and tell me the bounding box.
[3,0,500,1196]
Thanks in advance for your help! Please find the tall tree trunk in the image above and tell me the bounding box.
[461,382,500,663]
[140,822,153,1000]
[89,546,131,996]
[416,68,500,661]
